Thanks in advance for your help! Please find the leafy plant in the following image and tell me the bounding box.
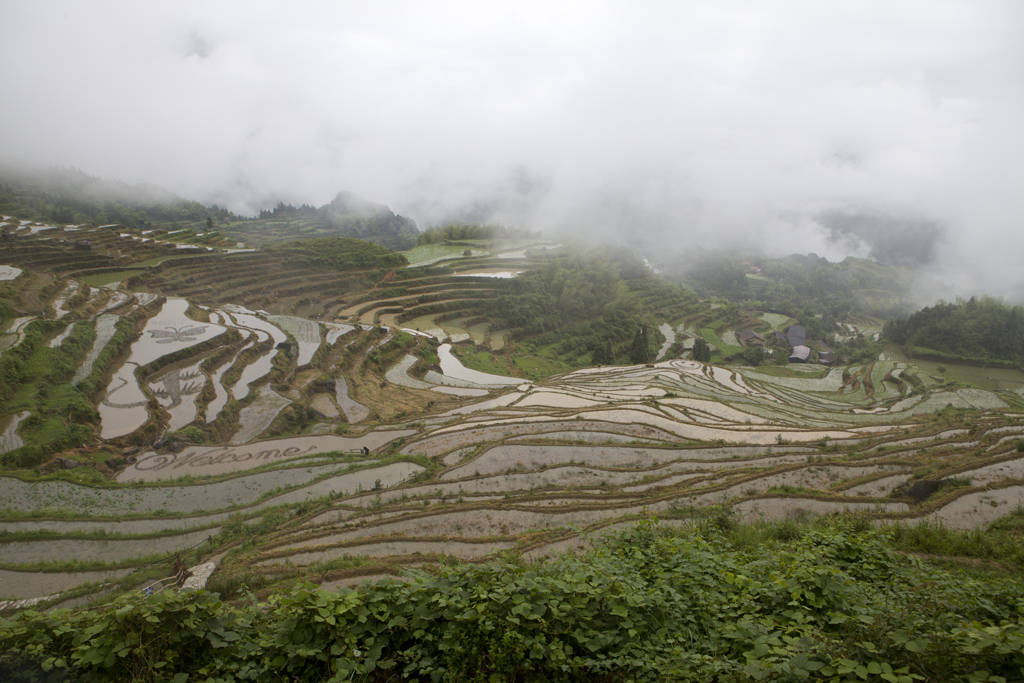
[5,521,1024,682]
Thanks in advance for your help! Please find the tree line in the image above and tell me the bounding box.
[416,223,536,245]
[488,248,698,366]
[884,297,1024,365]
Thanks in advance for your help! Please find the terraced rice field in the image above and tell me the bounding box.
[119,432,415,482]
[10,343,1016,605]
[99,298,227,438]
[2,223,1023,610]
[266,314,322,365]
[221,306,287,400]
[230,388,293,444]
[334,377,370,422]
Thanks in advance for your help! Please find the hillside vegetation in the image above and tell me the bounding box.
[884,297,1024,367]
[0,169,420,250]
[3,520,1023,682]
[491,247,701,366]
[665,250,913,321]
[416,223,537,244]
[0,167,229,229]
[238,193,419,250]
[270,237,409,270]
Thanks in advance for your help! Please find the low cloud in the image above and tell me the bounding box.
[1,1,1021,301]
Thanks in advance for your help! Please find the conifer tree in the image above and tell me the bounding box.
[693,337,711,362]
[629,326,650,364]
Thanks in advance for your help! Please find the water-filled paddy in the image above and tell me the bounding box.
[230,388,293,444]
[0,527,220,564]
[264,540,514,566]
[0,265,23,280]
[0,568,134,600]
[98,363,149,439]
[205,352,239,422]
[385,355,432,389]
[952,457,1024,486]
[733,497,908,522]
[437,343,522,386]
[325,322,354,345]
[47,323,75,348]
[335,376,371,422]
[120,431,414,481]
[442,444,813,479]
[270,506,661,548]
[842,474,913,497]
[4,459,422,517]
[452,270,522,278]
[432,386,489,397]
[128,298,226,366]
[2,257,1022,604]
[149,359,206,432]
[0,411,29,454]
[267,314,321,366]
[900,485,1024,530]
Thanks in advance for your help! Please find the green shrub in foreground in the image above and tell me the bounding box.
[2,522,1023,682]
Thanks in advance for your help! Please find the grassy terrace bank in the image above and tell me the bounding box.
[2,518,1024,682]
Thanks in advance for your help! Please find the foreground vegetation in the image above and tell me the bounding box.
[3,520,1023,682]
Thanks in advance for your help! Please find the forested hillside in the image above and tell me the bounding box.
[662,250,913,320]
[0,169,419,250]
[884,297,1024,367]
[0,167,227,228]
[491,247,701,366]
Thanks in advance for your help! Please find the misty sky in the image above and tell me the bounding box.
[1,1,1022,300]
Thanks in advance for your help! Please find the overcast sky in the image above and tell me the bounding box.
[1,1,1022,300]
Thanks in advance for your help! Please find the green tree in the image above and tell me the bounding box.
[739,345,763,365]
[692,337,711,362]
[592,340,614,365]
[629,326,651,364]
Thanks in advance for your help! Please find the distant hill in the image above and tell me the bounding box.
[0,167,419,250]
[215,193,418,250]
[314,192,418,250]
[662,249,913,319]
[0,166,228,227]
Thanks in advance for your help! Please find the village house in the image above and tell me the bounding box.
[786,325,806,347]
[789,344,811,363]
[738,329,765,346]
